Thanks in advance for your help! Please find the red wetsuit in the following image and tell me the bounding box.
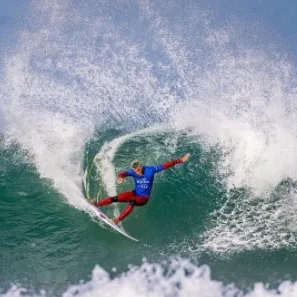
[95,158,183,223]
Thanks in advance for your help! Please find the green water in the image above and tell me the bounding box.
[1,130,297,296]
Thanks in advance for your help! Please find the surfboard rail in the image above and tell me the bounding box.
[87,201,138,242]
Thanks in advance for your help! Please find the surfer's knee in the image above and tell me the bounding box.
[130,201,136,207]
[111,196,118,202]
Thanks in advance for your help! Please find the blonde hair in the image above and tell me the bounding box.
[130,160,142,169]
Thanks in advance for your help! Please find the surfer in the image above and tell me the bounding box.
[90,153,190,224]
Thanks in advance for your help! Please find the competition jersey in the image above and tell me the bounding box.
[118,159,182,197]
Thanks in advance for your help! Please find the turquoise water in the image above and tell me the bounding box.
[2,1,297,296]
[2,130,297,296]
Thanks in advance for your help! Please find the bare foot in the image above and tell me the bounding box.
[89,199,97,205]
[112,218,120,225]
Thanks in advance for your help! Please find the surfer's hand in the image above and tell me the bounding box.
[181,153,190,162]
[117,177,124,184]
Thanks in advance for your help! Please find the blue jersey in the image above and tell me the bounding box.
[125,165,163,196]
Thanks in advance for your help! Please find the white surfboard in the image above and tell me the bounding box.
[88,201,138,242]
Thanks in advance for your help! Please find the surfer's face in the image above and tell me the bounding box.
[133,165,143,176]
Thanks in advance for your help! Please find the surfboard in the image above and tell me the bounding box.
[87,200,138,242]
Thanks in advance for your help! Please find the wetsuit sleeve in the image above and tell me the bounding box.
[153,158,183,173]
[118,169,134,178]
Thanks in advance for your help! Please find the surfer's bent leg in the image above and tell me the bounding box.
[115,203,135,223]
[97,191,135,207]
[97,196,118,206]
[114,196,149,223]
[117,191,136,202]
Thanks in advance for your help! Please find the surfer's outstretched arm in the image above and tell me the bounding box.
[154,153,190,173]
[117,169,133,183]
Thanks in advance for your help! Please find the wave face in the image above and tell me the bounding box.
[1,0,297,296]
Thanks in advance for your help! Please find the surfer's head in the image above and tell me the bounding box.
[131,160,143,176]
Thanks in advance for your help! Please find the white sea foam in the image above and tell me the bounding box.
[2,260,297,297]
[170,51,297,252]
